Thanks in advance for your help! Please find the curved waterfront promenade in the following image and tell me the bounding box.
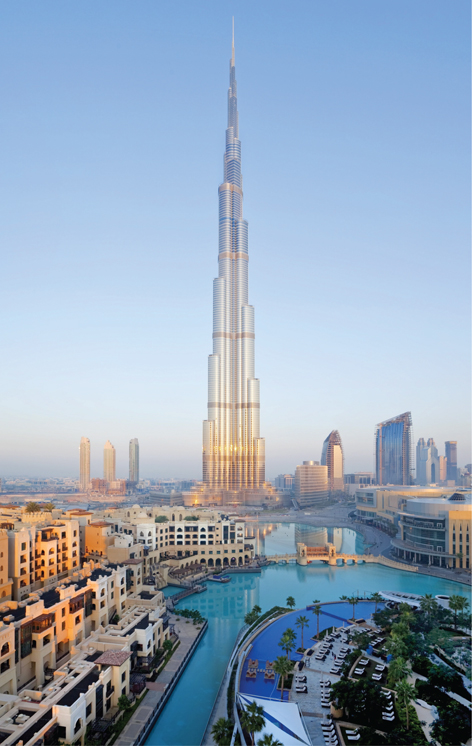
[144,558,465,746]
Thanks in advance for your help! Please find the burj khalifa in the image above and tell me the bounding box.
[202,26,265,493]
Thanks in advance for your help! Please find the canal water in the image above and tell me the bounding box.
[145,524,463,746]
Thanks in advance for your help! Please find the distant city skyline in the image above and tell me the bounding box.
[1,2,470,478]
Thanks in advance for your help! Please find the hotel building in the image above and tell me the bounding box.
[321,430,344,492]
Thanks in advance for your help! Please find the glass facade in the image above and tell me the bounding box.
[203,30,265,490]
[375,412,412,485]
[321,430,344,491]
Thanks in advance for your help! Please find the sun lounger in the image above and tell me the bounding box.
[359,659,369,665]
[295,675,306,683]
[320,680,331,686]
[321,703,331,708]
[295,685,307,693]
[346,730,358,735]
[375,665,385,671]
[372,674,382,681]
[347,735,360,741]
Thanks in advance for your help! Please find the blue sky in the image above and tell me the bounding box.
[1,1,470,479]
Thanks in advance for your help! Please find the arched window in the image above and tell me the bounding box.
[1,643,9,656]
[74,718,82,734]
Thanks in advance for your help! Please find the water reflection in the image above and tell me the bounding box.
[248,522,364,556]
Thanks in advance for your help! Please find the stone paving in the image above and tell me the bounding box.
[289,629,352,745]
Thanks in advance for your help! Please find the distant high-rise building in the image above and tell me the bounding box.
[79,437,90,492]
[375,412,412,486]
[321,430,344,492]
[445,441,457,484]
[103,441,116,482]
[129,438,139,483]
[439,456,448,482]
[416,437,439,485]
[202,27,265,492]
[274,474,294,491]
[344,473,376,485]
[294,461,329,508]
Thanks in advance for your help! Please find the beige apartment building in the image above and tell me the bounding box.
[92,505,255,576]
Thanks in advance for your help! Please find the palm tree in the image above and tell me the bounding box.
[449,594,470,629]
[312,603,322,639]
[253,605,262,616]
[419,593,436,617]
[273,656,292,701]
[286,596,296,609]
[387,656,411,688]
[25,502,41,513]
[295,615,309,650]
[396,680,416,731]
[370,592,383,613]
[211,717,233,746]
[279,630,296,660]
[41,502,55,512]
[348,596,359,621]
[257,734,282,746]
[240,701,265,746]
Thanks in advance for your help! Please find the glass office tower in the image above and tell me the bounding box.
[79,437,90,492]
[445,441,457,483]
[375,412,413,485]
[202,27,265,490]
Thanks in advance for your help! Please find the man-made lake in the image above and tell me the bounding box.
[248,522,364,556]
[146,525,462,746]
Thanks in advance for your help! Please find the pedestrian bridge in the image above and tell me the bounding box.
[262,543,417,572]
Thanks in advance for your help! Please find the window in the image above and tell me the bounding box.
[75,615,80,624]
[62,608,65,617]
[62,622,66,631]
[121,671,126,682]
[86,703,92,717]
[21,543,26,551]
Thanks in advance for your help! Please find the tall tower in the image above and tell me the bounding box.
[129,438,139,483]
[202,22,265,491]
[321,430,344,492]
[79,437,90,491]
[103,441,116,482]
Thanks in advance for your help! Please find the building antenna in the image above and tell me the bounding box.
[232,16,235,65]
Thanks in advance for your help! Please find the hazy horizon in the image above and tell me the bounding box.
[1,1,470,480]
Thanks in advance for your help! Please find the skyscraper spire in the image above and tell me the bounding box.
[202,25,265,492]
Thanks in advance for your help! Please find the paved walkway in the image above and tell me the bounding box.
[115,614,204,746]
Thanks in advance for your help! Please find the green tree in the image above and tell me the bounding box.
[286,596,296,609]
[41,502,55,512]
[278,629,296,660]
[419,593,439,622]
[431,701,471,746]
[240,700,265,746]
[426,627,455,656]
[273,655,292,701]
[257,735,282,746]
[387,656,411,688]
[211,717,233,746]
[117,694,132,711]
[351,630,371,651]
[295,615,309,650]
[449,594,470,629]
[154,515,169,522]
[396,680,416,731]
[347,595,359,621]
[312,602,322,639]
[370,591,383,613]
[253,605,262,616]
[428,663,460,691]
[331,679,387,726]
[162,639,173,656]
[25,502,41,513]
